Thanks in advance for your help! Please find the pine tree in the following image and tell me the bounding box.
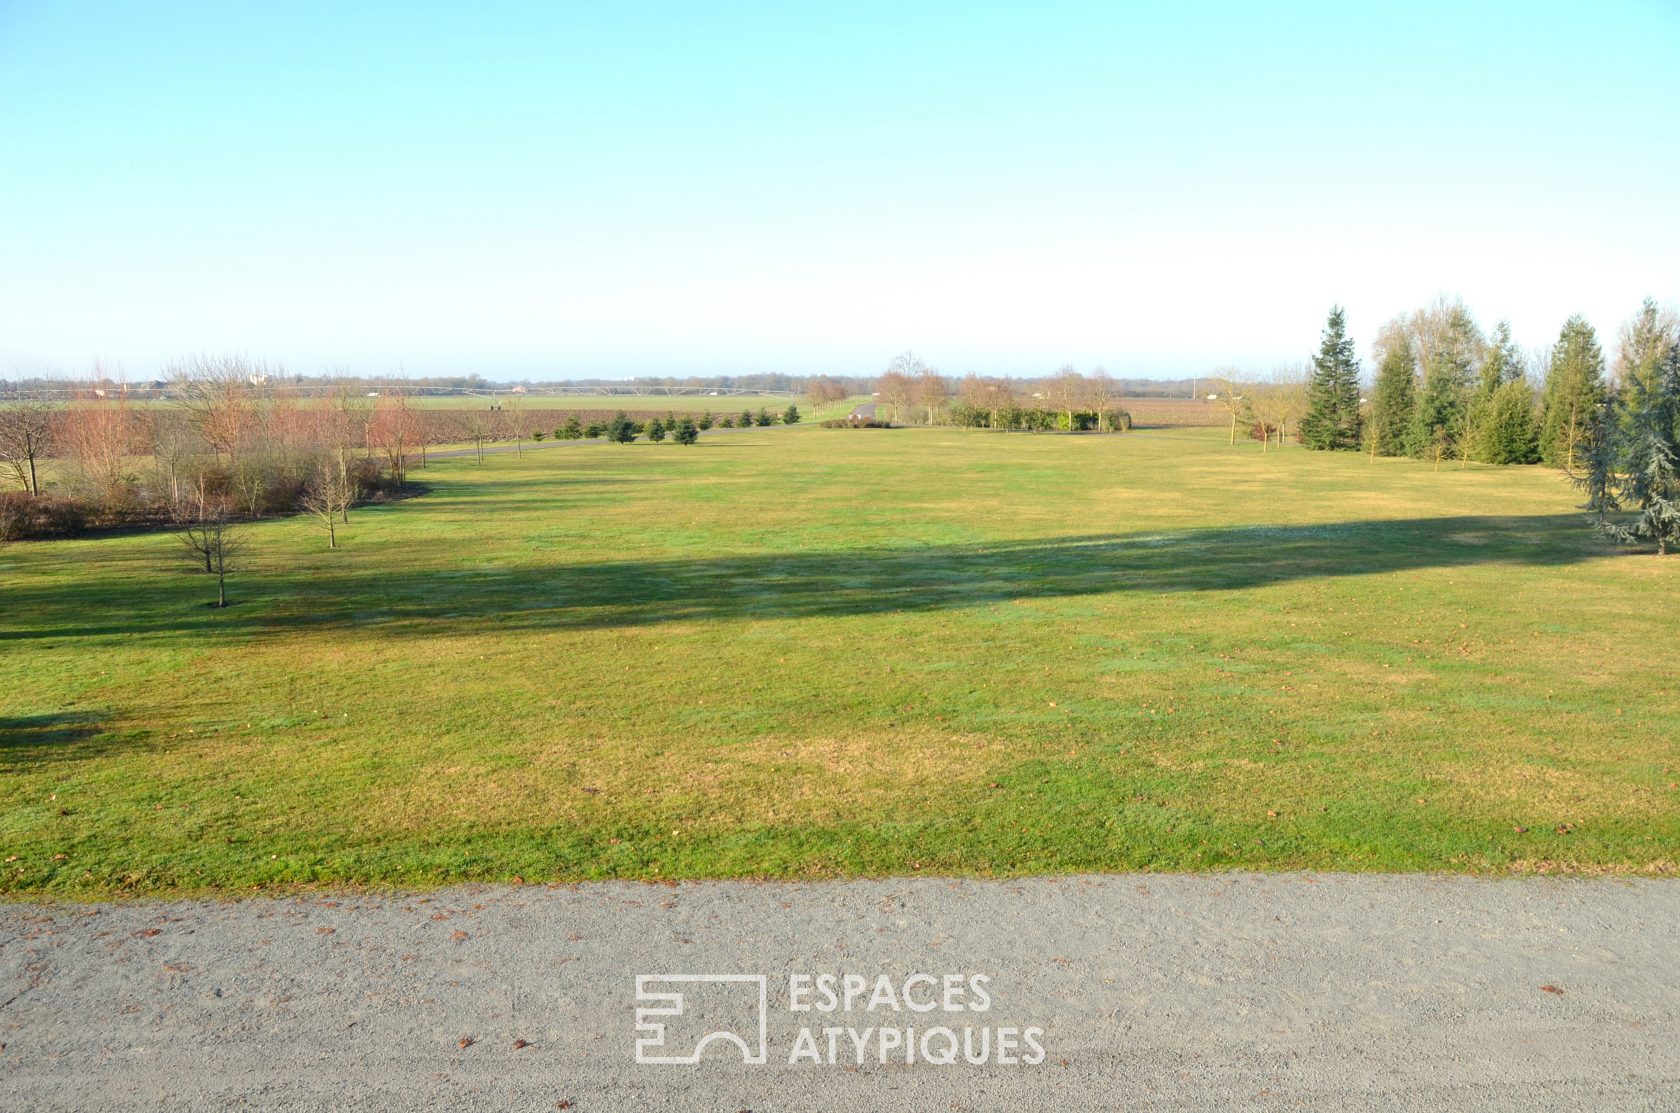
[1300,306,1363,450]
[1480,320,1522,388]
[1477,379,1540,464]
[1368,339,1416,457]
[646,417,667,443]
[606,411,638,444]
[1604,301,1680,554]
[1408,308,1476,460]
[783,404,801,425]
[1539,315,1606,470]
[1465,320,1523,461]
[673,417,700,445]
[1572,397,1621,526]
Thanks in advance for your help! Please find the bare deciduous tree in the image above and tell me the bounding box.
[169,356,263,463]
[455,410,492,464]
[876,353,920,423]
[1270,365,1308,446]
[1209,371,1251,446]
[0,397,53,495]
[300,457,353,548]
[172,480,245,608]
[369,392,421,483]
[913,369,947,425]
[805,376,846,419]
[59,387,136,494]
[1088,367,1117,431]
[1045,365,1085,431]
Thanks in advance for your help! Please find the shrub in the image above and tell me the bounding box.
[0,491,91,539]
[739,409,754,428]
[560,415,583,439]
[783,404,801,425]
[531,430,546,442]
[698,410,715,430]
[719,415,735,428]
[820,417,893,429]
[755,407,774,427]
[584,421,607,438]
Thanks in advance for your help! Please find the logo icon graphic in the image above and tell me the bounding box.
[634,974,769,1065]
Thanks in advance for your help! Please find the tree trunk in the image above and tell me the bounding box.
[217,570,226,608]
[1566,402,1578,474]
[328,520,337,548]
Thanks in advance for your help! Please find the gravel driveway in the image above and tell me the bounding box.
[3,874,1676,1111]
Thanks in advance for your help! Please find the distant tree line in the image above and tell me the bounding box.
[868,352,1133,433]
[0,357,416,570]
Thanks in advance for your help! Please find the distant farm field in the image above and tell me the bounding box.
[403,392,821,412]
[2,426,1676,896]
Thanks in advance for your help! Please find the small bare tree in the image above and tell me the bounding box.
[806,377,845,420]
[877,351,928,423]
[169,355,260,463]
[913,369,947,424]
[455,411,491,464]
[172,480,244,608]
[0,397,53,495]
[1209,371,1251,446]
[1271,366,1308,446]
[505,398,531,456]
[1088,367,1117,431]
[59,386,136,494]
[1046,365,1086,431]
[300,457,352,548]
[369,391,421,482]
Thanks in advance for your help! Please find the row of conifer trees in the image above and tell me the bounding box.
[1299,299,1679,553]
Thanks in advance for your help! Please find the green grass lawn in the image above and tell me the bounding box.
[3,426,1676,896]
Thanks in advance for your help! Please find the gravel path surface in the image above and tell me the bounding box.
[3,874,1676,1111]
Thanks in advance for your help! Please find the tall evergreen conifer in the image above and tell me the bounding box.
[1408,305,1476,461]
[1540,315,1606,470]
[1368,340,1416,457]
[1605,300,1680,553]
[1301,306,1363,450]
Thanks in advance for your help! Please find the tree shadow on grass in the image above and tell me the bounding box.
[0,513,1611,644]
[0,711,114,770]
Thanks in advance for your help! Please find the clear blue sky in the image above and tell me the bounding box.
[2,1,1677,381]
